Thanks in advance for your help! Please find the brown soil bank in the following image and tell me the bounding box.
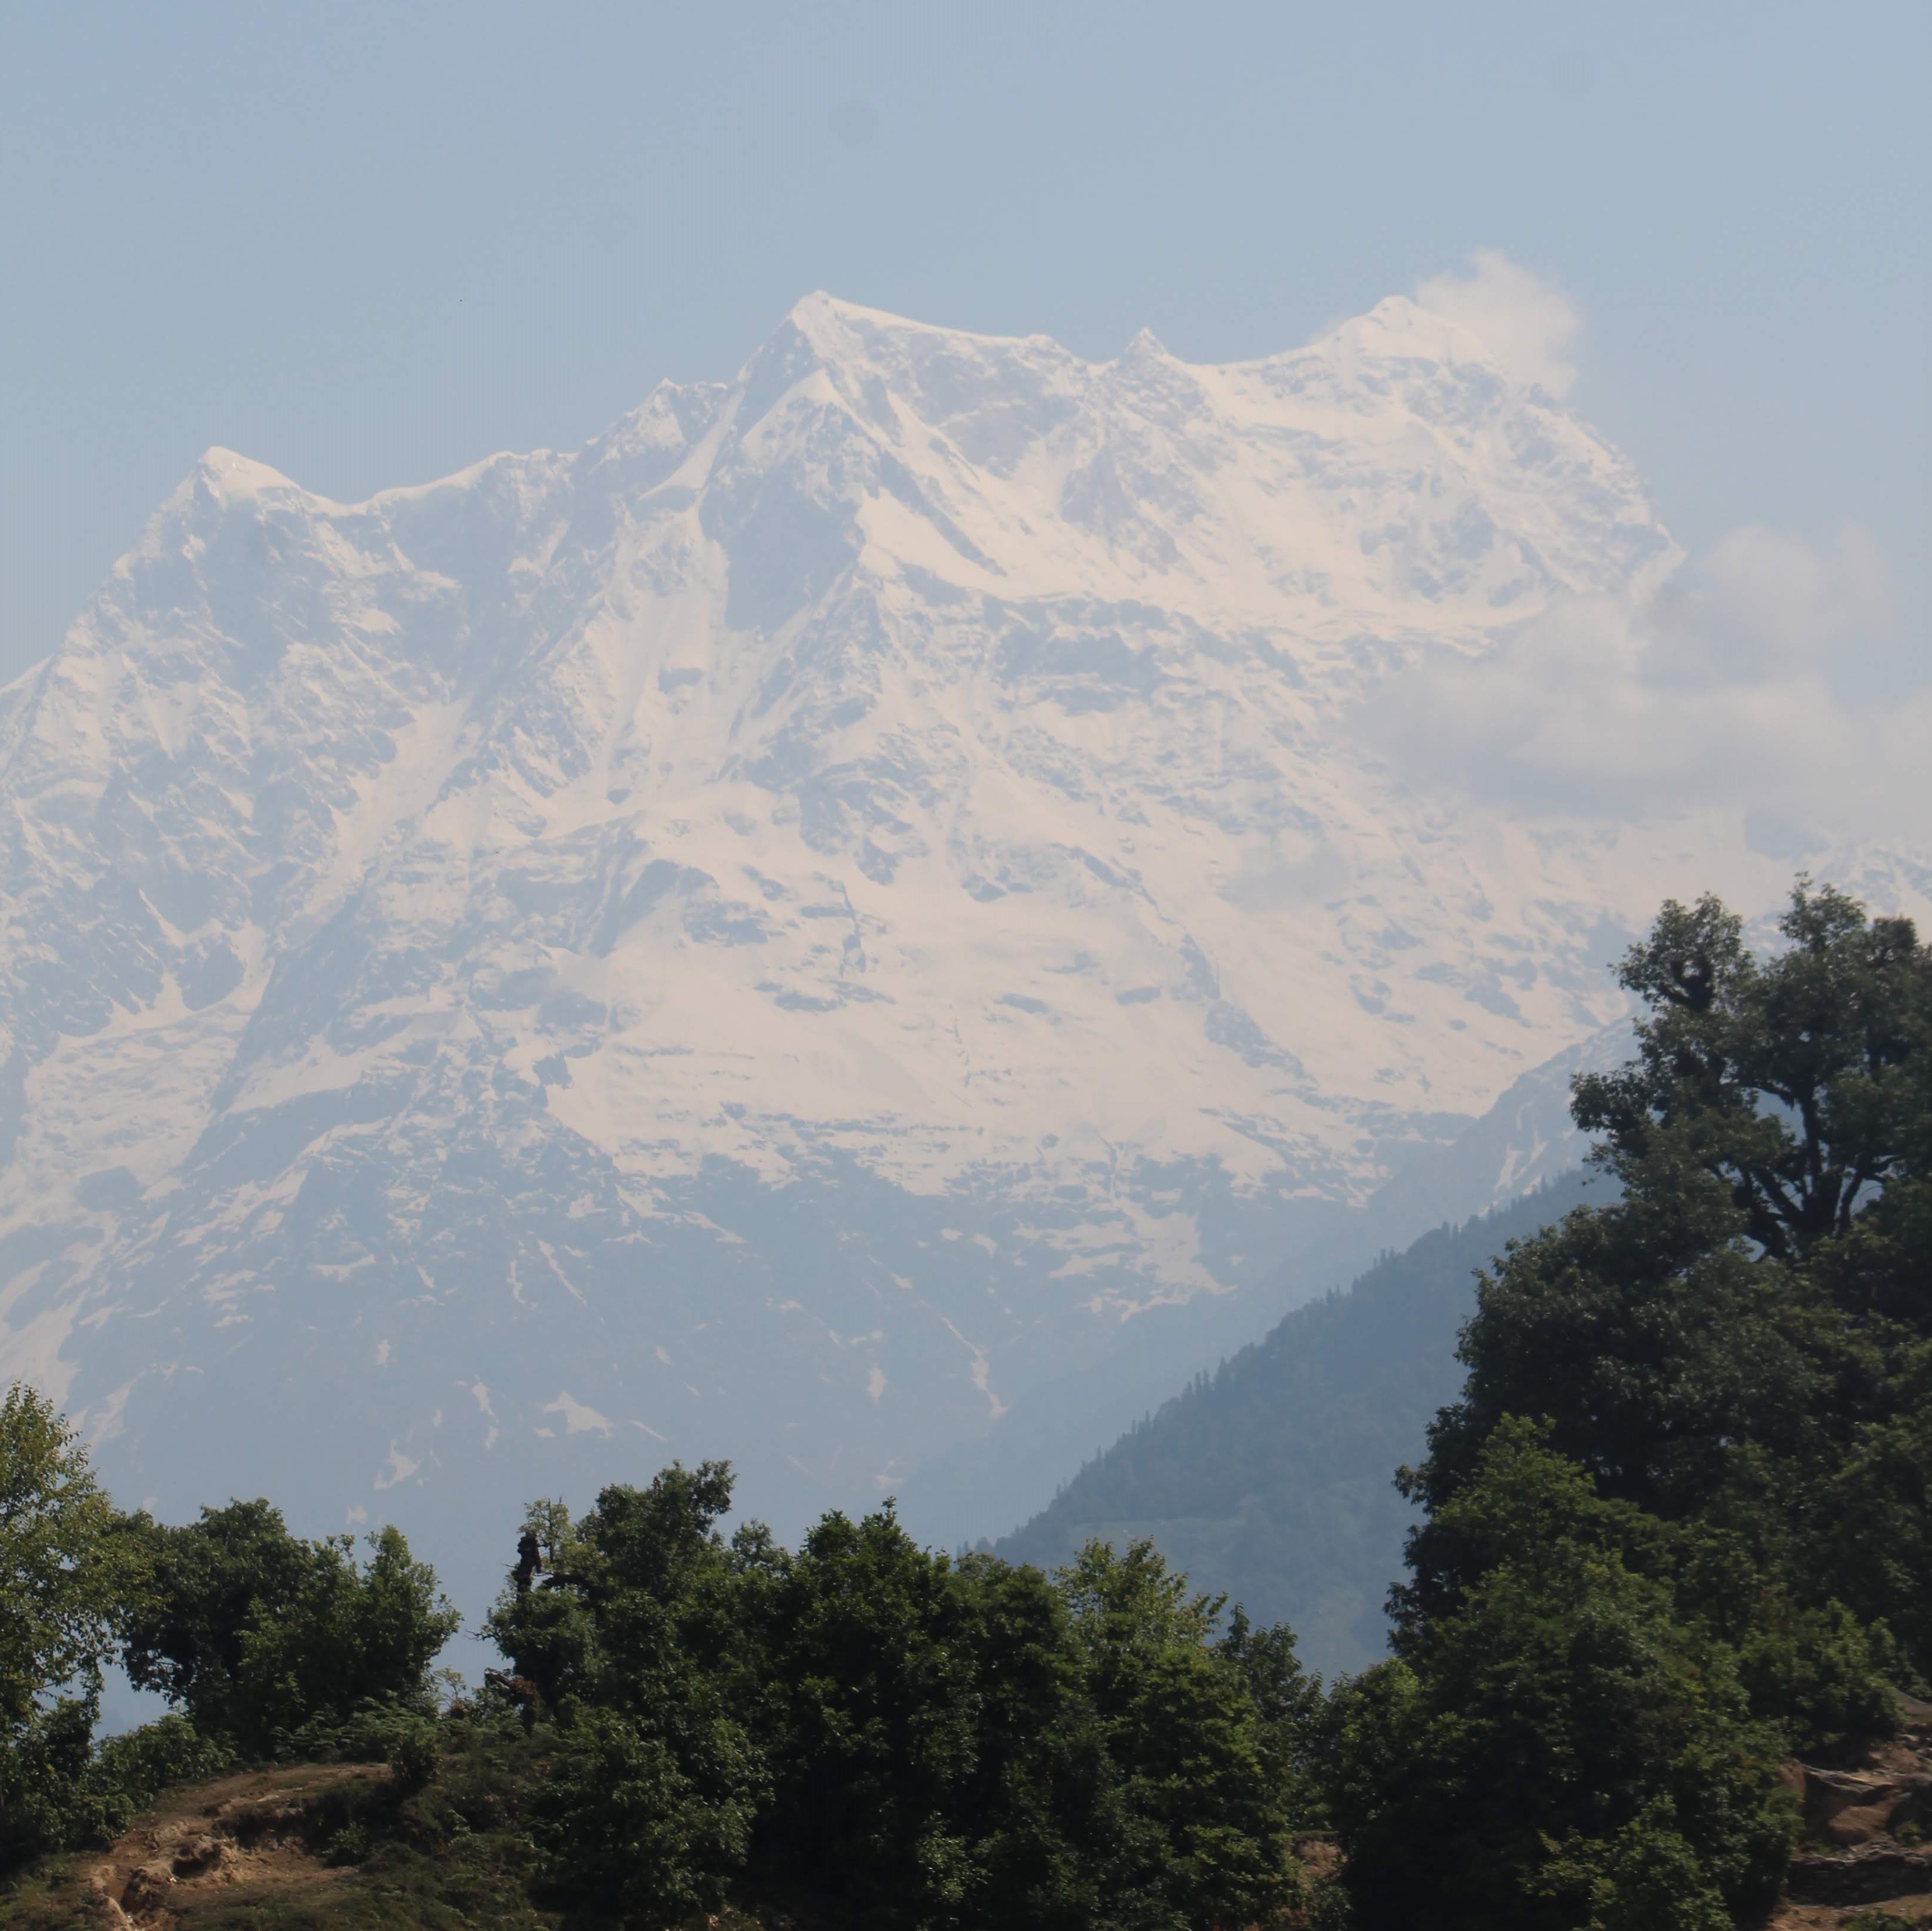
[1771,1693,1932,1930]
[0,1726,556,1931]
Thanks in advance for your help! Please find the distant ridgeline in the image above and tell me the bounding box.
[999,1172,1601,1676]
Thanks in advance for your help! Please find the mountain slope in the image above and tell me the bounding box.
[896,1025,1627,1548]
[998,1174,1601,1675]
[0,291,1909,1595]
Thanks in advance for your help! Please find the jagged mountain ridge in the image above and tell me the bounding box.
[0,291,1892,1580]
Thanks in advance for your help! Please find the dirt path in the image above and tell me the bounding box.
[81,1763,387,1928]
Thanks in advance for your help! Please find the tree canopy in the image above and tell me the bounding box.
[122,1502,459,1757]
[1332,881,1932,1927]
[0,1384,125,1737]
[489,1467,1317,1930]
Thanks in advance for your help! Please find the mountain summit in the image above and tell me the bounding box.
[0,292,1882,1573]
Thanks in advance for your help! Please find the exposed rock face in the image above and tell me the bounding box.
[0,292,1920,1571]
[1784,1842,1932,1908]
[1776,1695,1932,1923]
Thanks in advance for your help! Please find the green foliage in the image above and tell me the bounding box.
[0,1698,236,1871]
[1821,1342,1932,1675]
[233,1526,459,1752]
[1058,1539,1305,1930]
[535,1702,761,1922]
[1411,1179,1831,1527]
[0,1382,145,1865]
[1732,1596,1901,1758]
[91,1712,236,1808]
[1302,1876,1357,1929]
[380,1717,442,1797]
[124,1503,459,1756]
[1570,882,1932,1261]
[1335,881,1932,1924]
[489,1464,767,1922]
[1534,1800,1734,1931]
[1219,1603,1325,1828]
[1406,886,1932,1690]
[325,1818,373,1867]
[1334,1423,1794,1930]
[0,1692,113,1868]
[0,1405,449,1872]
[750,1503,981,1929]
[0,1383,130,1725]
[120,1498,310,1733]
[751,1515,1309,1930]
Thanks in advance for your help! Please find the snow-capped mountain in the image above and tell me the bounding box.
[0,292,1910,1584]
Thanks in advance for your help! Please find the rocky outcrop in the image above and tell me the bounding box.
[83,1763,386,1928]
[1776,1693,1932,1927]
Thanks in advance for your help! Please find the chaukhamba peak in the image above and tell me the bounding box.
[1,293,1913,1589]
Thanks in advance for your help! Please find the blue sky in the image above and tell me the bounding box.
[1,0,1924,684]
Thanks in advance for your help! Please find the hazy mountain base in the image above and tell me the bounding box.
[39,1013,1607,1652]
[899,1026,1623,1555]
[998,1173,1601,1676]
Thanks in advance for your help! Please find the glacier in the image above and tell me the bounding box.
[2,291,1920,1605]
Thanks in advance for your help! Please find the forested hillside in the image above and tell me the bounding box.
[998,1173,1600,1674]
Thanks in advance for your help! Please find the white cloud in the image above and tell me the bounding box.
[1360,526,1927,842]
[1414,250,1581,397]
[1684,523,1888,680]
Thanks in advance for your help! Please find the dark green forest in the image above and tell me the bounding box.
[998,1171,1600,1673]
[5,880,1932,1929]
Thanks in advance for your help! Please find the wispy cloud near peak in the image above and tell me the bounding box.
[1414,250,1581,398]
[1358,524,1922,843]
